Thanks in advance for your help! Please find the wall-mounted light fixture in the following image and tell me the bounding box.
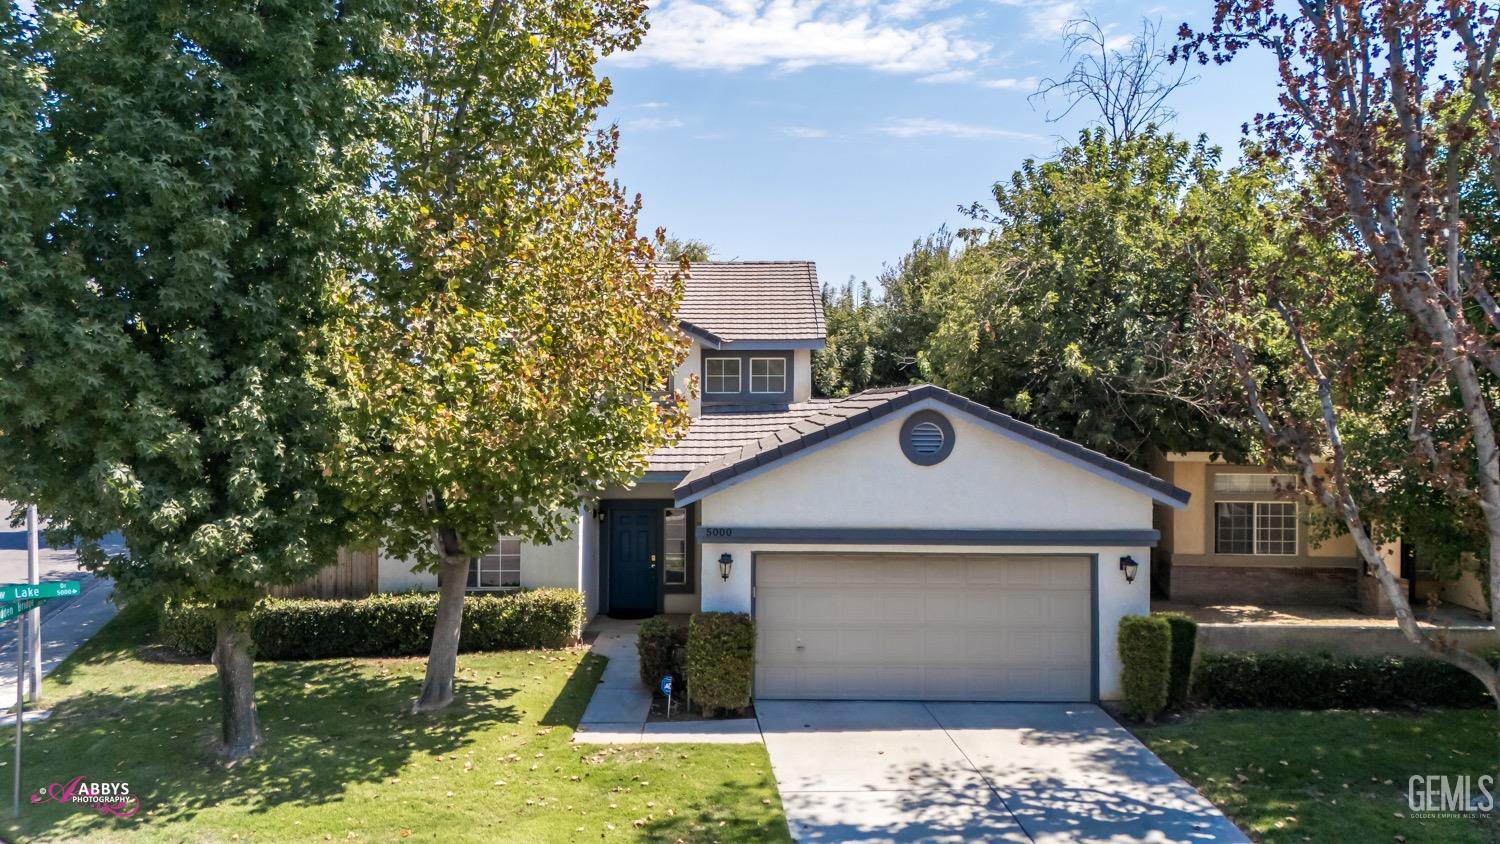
[718,553,733,581]
[1119,555,1139,584]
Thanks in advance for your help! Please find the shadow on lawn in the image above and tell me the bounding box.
[27,656,523,837]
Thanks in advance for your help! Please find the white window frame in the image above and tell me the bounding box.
[749,357,787,394]
[1213,472,1296,494]
[468,537,522,590]
[1214,501,1298,557]
[704,357,741,395]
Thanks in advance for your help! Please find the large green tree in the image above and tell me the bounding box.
[0,2,385,757]
[332,0,688,712]
[925,129,1247,464]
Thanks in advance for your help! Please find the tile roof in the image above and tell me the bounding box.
[655,261,825,346]
[648,400,842,473]
[671,384,1191,508]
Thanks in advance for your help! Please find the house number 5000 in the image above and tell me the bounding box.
[703,527,734,538]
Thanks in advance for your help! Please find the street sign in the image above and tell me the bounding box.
[0,582,80,603]
[0,602,41,625]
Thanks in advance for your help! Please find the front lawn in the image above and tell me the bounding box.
[5,604,789,842]
[1134,709,1500,843]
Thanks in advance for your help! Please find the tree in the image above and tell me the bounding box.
[0,1,382,757]
[1179,0,1500,705]
[1034,15,1197,144]
[920,129,1248,464]
[659,237,713,262]
[332,0,689,712]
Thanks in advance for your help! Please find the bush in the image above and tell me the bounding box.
[687,612,755,715]
[1157,612,1198,708]
[1117,614,1172,722]
[158,588,585,660]
[637,616,689,689]
[1193,651,1494,710]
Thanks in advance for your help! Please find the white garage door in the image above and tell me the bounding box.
[755,553,1094,701]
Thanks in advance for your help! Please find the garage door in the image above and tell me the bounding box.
[755,553,1093,701]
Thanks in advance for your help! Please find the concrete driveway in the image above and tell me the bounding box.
[758,700,1247,843]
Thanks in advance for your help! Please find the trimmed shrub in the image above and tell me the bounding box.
[1157,612,1198,708]
[1193,651,1494,710]
[687,612,755,715]
[637,616,689,689]
[158,588,585,660]
[1117,614,1172,722]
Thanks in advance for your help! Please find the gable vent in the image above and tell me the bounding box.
[908,421,945,454]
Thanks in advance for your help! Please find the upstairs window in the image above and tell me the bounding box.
[750,357,787,394]
[705,357,741,394]
[468,537,521,590]
[1213,473,1296,494]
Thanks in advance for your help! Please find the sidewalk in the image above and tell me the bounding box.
[572,616,761,745]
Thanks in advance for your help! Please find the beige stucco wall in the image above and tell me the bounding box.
[793,349,812,403]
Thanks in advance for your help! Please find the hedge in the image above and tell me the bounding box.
[1192,651,1494,710]
[159,588,586,660]
[687,612,755,715]
[1117,614,1172,722]
[637,615,688,689]
[1157,612,1198,708]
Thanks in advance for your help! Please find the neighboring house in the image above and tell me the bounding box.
[1151,453,1414,614]
[302,261,1190,702]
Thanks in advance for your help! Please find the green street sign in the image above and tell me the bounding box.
[0,581,81,603]
[0,601,41,624]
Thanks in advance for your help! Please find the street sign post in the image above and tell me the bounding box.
[0,581,78,817]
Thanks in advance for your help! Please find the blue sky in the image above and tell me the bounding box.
[597,0,1283,287]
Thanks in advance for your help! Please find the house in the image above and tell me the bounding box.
[1151,452,1421,614]
[323,261,1191,702]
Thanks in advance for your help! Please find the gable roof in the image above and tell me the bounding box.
[657,261,825,348]
[673,384,1191,508]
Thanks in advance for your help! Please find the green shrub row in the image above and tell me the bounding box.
[636,615,689,688]
[686,612,755,715]
[1117,614,1172,721]
[159,589,585,660]
[1192,651,1494,709]
[1159,612,1198,708]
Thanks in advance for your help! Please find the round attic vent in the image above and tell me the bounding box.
[899,410,955,466]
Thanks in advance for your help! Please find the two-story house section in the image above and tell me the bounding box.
[364,261,1190,704]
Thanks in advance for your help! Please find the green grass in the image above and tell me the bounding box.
[4,604,789,842]
[1134,708,1500,843]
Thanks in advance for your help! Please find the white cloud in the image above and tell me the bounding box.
[612,0,988,75]
[875,117,1040,140]
[782,126,833,138]
[991,0,1081,38]
[624,116,687,131]
[917,69,975,84]
[638,101,670,109]
[982,75,1037,90]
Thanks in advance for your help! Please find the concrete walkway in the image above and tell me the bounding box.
[572,616,761,745]
[759,700,1247,843]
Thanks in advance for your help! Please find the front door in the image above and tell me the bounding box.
[608,505,661,617]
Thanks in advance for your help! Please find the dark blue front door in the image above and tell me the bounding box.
[608,506,660,616]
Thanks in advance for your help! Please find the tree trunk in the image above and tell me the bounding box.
[213,612,261,760]
[415,554,469,712]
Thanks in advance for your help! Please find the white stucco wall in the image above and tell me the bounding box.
[692,399,1161,701]
[793,349,812,403]
[373,512,590,599]
[578,507,601,618]
[673,339,702,416]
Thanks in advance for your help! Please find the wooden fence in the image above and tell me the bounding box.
[267,547,379,599]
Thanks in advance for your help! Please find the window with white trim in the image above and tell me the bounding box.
[1215,502,1297,556]
[749,357,787,394]
[704,357,740,394]
[663,507,688,586]
[1213,473,1296,494]
[468,537,521,590]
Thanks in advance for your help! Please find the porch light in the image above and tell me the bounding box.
[718,553,733,581]
[1119,555,1139,584]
